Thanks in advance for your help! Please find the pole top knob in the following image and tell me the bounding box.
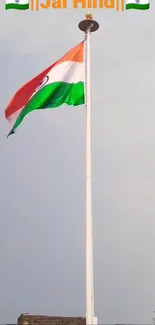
[85,13,93,20]
[78,14,99,33]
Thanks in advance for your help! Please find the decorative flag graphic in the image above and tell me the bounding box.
[5,0,150,11]
[126,0,149,9]
[5,41,85,137]
[5,0,29,10]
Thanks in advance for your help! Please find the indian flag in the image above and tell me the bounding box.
[126,0,149,9]
[5,41,85,137]
[5,0,29,10]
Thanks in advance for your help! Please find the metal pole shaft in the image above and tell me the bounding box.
[85,27,94,325]
[78,15,99,325]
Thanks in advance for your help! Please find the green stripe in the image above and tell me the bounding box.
[5,3,29,10]
[126,2,149,9]
[7,81,84,137]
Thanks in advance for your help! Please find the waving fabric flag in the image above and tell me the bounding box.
[5,41,85,137]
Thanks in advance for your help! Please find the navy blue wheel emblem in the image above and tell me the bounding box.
[35,76,49,92]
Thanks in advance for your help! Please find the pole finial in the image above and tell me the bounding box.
[86,13,93,20]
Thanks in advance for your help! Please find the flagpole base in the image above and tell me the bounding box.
[93,316,98,325]
[78,13,99,32]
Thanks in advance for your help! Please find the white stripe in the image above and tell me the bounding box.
[126,0,149,4]
[5,0,29,4]
[7,107,23,123]
[47,61,84,85]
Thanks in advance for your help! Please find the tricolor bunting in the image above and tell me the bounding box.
[5,41,85,137]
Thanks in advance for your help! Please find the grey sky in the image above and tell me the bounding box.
[1,2,155,324]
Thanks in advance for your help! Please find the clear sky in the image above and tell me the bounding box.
[0,1,155,324]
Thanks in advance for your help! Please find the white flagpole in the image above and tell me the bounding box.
[78,14,99,325]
